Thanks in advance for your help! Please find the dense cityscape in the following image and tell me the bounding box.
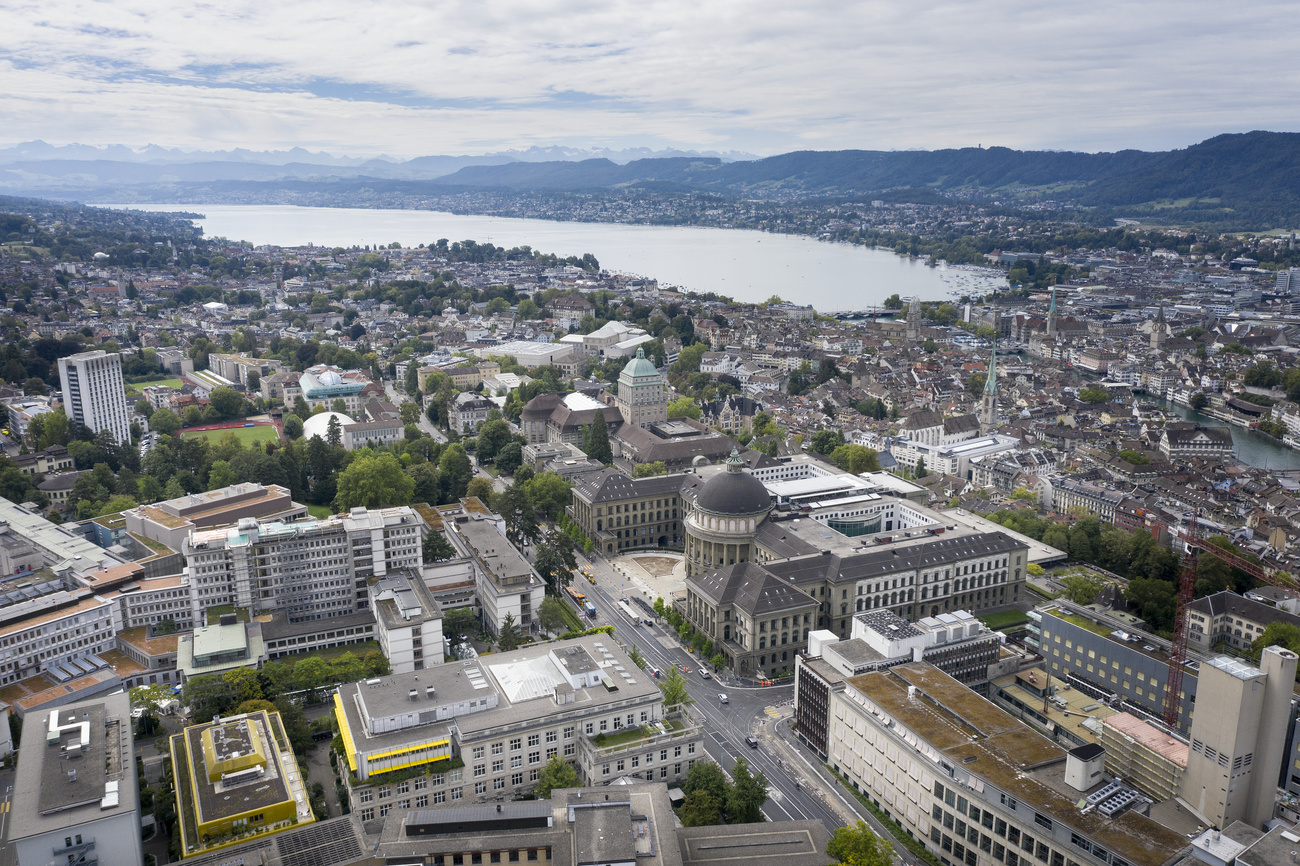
[3,193,1300,866]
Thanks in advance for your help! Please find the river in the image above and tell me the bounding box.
[99,203,1006,312]
[1156,398,1300,470]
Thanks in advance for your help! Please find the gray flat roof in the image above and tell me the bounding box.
[676,822,831,866]
[9,692,138,840]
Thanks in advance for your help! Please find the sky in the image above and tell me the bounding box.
[3,0,1300,160]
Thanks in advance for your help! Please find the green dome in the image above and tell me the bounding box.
[620,347,659,380]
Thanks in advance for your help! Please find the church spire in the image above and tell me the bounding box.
[1046,288,1058,340]
[906,296,921,342]
[981,337,998,434]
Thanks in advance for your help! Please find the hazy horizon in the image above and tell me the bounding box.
[4,0,1299,159]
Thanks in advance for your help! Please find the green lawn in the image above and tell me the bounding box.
[1060,612,1112,636]
[306,504,336,519]
[182,424,280,446]
[126,377,183,396]
[979,610,1030,630]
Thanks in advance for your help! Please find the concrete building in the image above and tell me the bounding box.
[1160,425,1234,461]
[183,506,426,624]
[794,661,1188,866]
[334,635,705,813]
[124,482,303,552]
[1098,713,1187,802]
[168,709,314,858]
[8,692,143,866]
[1183,591,1300,654]
[370,570,444,673]
[342,417,405,450]
[614,347,667,429]
[448,391,497,435]
[177,617,267,680]
[445,508,545,637]
[57,349,131,445]
[1182,649,1298,829]
[569,468,687,555]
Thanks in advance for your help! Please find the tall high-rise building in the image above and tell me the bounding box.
[615,347,667,428]
[1181,646,1298,829]
[57,350,131,445]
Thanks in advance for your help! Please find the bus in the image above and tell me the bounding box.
[616,599,641,625]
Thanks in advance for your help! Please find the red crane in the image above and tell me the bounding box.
[1161,514,1293,727]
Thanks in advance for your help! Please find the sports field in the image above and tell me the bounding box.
[181,424,280,446]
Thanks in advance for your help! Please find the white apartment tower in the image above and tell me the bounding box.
[57,350,131,445]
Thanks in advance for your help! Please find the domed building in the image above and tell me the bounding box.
[302,410,353,443]
[683,449,773,578]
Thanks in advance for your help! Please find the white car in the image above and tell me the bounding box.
[718,693,728,704]
[698,667,710,679]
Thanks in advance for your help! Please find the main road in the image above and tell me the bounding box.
[568,549,847,830]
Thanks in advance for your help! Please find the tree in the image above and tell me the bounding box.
[582,418,613,464]
[496,442,523,475]
[443,607,480,646]
[522,471,572,520]
[914,457,929,478]
[1125,577,1179,632]
[726,757,768,823]
[667,396,702,420]
[827,821,892,866]
[534,530,578,592]
[658,666,693,708]
[293,395,312,420]
[632,461,668,478]
[334,452,414,510]
[208,459,236,490]
[534,755,580,797]
[149,408,181,436]
[539,596,571,633]
[498,613,523,651]
[181,674,234,723]
[209,386,245,419]
[1252,622,1300,664]
[423,530,456,563]
[327,415,343,448]
[678,789,723,826]
[439,444,474,501]
[684,760,729,804]
[1189,391,1209,411]
[233,699,278,716]
[363,649,392,677]
[223,667,264,705]
[246,370,260,393]
[1195,553,1235,597]
[284,415,304,439]
[830,444,880,474]
[466,476,495,507]
[496,484,541,547]
[809,429,844,455]
[1061,572,1106,605]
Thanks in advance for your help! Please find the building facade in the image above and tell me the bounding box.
[58,350,131,445]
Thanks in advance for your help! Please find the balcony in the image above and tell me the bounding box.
[578,710,702,761]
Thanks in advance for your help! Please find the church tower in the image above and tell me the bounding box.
[906,296,921,342]
[980,338,998,434]
[1046,288,1058,340]
[615,347,667,429]
[1151,303,1166,351]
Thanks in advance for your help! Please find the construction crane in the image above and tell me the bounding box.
[1161,514,1294,727]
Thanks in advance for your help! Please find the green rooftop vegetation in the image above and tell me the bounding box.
[1057,612,1112,637]
[205,604,250,625]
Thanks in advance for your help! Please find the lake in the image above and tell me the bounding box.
[100,203,1005,312]
[1157,398,1300,470]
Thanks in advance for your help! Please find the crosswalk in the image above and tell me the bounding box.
[764,705,792,720]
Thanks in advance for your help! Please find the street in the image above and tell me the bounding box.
[571,549,849,831]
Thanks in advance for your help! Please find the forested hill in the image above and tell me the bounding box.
[425,131,1300,226]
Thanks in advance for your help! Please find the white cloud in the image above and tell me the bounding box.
[1,0,1298,156]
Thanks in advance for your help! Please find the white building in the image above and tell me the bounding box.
[57,350,131,445]
[183,506,426,625]
[370,571,445,673]
[9,692,143,866]
[445,510,545,637]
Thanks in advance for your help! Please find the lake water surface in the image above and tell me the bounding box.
[103,203,1005,311]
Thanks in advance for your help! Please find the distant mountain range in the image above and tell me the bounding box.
[3,132,1299,228]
